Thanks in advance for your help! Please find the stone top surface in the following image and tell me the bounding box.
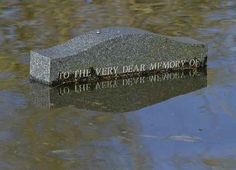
[34,27,205,59]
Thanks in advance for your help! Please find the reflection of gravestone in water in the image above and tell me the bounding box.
[30,27,207,86]
[30,69,207,113]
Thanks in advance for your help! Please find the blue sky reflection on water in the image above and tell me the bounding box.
[127,81,236,169]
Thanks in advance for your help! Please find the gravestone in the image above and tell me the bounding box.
[30,27,207,86]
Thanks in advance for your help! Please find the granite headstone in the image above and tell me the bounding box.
[30,27,207,86]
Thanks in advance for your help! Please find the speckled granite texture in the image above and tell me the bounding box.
[30,27,207,85]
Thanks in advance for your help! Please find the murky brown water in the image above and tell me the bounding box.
[1,0,236,169]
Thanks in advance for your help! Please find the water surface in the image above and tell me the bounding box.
[0,0,236,169]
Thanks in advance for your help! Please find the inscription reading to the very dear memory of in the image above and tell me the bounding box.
[58,59,200,80]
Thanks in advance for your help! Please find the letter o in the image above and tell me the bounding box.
[63,72,70,79]
[170,61,176,68]
[189,59,196,67]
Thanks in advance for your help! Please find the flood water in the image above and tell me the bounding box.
[1,0,236,169]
